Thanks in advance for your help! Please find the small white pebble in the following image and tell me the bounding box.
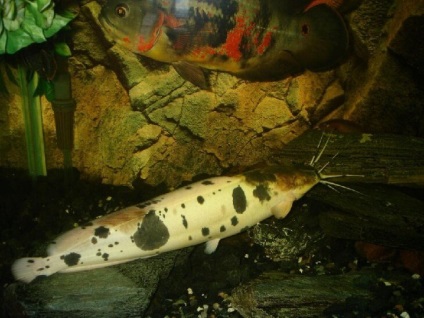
[106,196,112,201]
[412,273,421,280]
[244,254,249,259]
[299,268,303,274]
[298,257,303,263]
[187,287,193,295]
[196,306,203,312]
[228,307,236,313]
[383,281,392,286]
[400,311,410,318]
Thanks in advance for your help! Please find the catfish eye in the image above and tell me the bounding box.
[115,4,129,18]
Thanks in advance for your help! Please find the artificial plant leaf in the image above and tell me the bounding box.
[37,0,53,12]
[21,12,47,43]
[43,79,55,101]
[5,28,34,54]
[0,32,6,54]
[43,11,74,38]
[33,77,45,97]
[3,0,16,21]
[54,42,72,57]
[33,78,54,100]
[25,0,54,29]
[26,68,35,83]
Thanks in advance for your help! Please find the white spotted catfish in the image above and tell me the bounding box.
[98,0,349,88]
[11,142,346,283]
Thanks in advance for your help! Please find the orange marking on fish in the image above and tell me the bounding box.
[257,30,274,55]
[223,16,246,61]
[164,14,184,28]
[137,11,165,52]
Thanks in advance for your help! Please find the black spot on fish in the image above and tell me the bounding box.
[94,226,110,239]
[181,203,186,209]
[96,252,101,256]
[231,216,239,226]
[164,208,168,212]
[202,228,210,236]
[108,244,113,248]
[133,210,170,251]
[27,260,34,263]
[253,184,271,202]
[220,225,226,232]
[197,196,205,204]
[115,242,119,245]
[186,186,192,190]
[181,215,188,228]
[244,169,277,184]
[62,252,80,266]
[189,236,193,241]
[232,186,247,213]
[202,180,214,185]
[102,253,109,261]
[91,237,97,244]
[37,268,44,272]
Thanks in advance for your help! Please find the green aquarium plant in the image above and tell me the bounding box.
[0,0,75,179]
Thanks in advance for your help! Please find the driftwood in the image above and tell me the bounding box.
[231,271,374,317]
[271,131,424,251]
[270,130,424,187]
[307,184,424,250]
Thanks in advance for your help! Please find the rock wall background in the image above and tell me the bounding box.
[0,0,423,189]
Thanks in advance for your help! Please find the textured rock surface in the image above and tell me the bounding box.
[330,0,424,135]
[1,1,345,188]
[1,0,423,187]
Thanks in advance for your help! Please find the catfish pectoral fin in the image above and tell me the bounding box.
[172,61,210,90]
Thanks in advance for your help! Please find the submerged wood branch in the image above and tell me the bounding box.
[271,130,424,251]
[270,130,424,187]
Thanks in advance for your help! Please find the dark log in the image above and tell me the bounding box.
[270,130,424,187]
[307,183,424,250]
[268,130,424,251]
[231,271,374,317]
